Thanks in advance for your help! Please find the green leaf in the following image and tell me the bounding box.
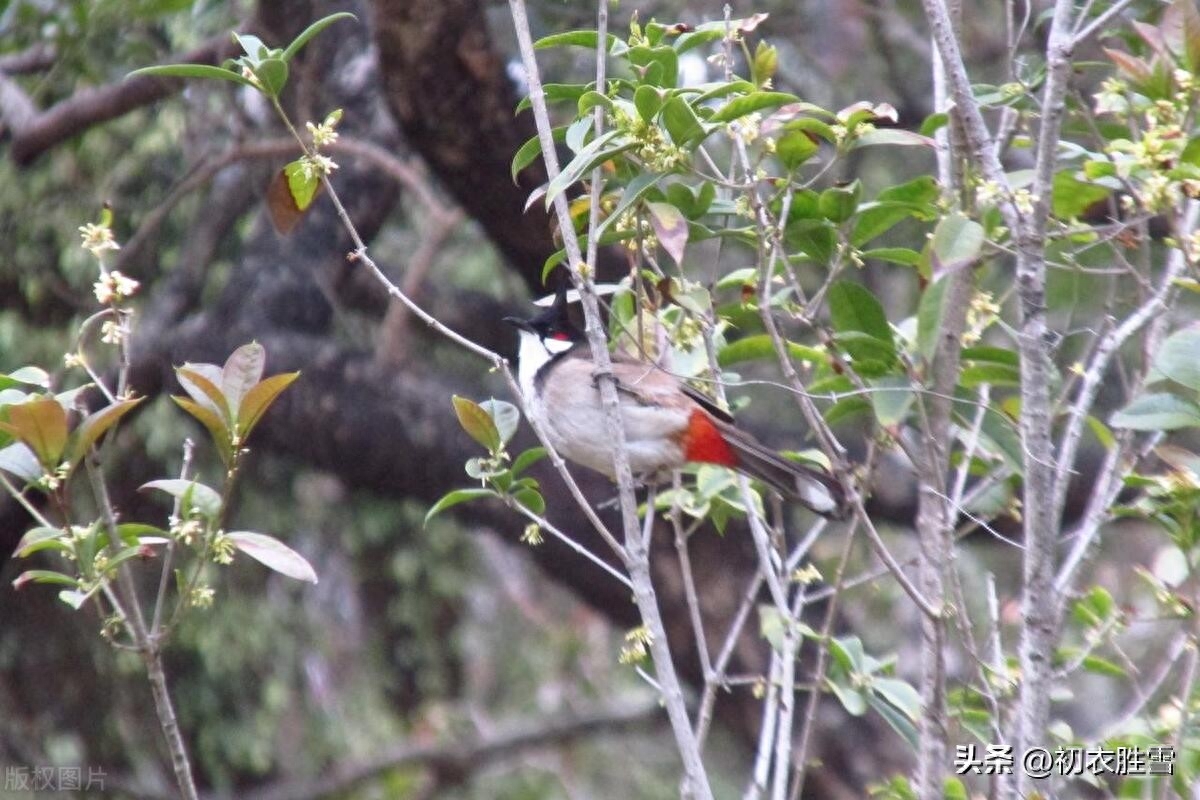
[786,219,836,263]
[226,531,318,583]
[280,12,357,62]
[861,247,921,266]
[1081,655,1126,678]
[869,375,914,426]
[478,399,520,446]
[646,201,688,264]
[1,397,69,469]
[12,569,79,589]
[513,487,545,516]
[931,212,984,272]
[284,159,321,212]
[920,112,949,137]
[511,446,548,476]
[828,679,868,716]
[633,85,663,122]
[850,128,934,149]
[253,57,288,96]
[867,694,919,751]
[511,128,563,181]
[64,398,144,466]
[818,180,861,223]
[718,335,826,367]
[172,397,233,465]
[873,677,922,720]
[577,90,612,115]
[758,605,785,651]
[943,778,968,800]
[1163,0,1200,71]
[116,523,169,547]
[127,63,257,89]
[1051,171,1111,219]
[424,488,496,525]
[827,281,894,352]
[594,172,661,240]
[962,346,1019,366]
[709,91,799,123]
[535,30,619,51]
[1154,327,1200,390]
[0,442,40,481]
[960,363,1021,388]
[177,366,232,422]
[917,276,950,362]
[453,396,501,452]
[233,33,270,62]
[879,175,941,206]
[237,371,300,439]
[0,367,50,390]
[1111,393,1200,430]
[222,343,266,416]
[1086,415,1116,449]
[852,202,930,247]
[776,128,819,169]
[16,526,67,558]
[545,131,631,207]
[660,96,706,145]
[141,479,223,519]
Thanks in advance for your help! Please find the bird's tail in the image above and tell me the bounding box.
[717,421,848,518]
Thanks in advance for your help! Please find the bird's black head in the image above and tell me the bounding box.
[503,283,582,344]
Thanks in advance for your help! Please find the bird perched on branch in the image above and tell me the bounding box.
[505,286,847,518]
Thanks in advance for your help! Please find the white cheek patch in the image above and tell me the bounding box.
[543,337,574,355]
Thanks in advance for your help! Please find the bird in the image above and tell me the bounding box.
[504,286,848,518]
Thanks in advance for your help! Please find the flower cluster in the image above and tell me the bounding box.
[92,270,139,305]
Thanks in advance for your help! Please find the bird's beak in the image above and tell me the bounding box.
[502,316,534,333]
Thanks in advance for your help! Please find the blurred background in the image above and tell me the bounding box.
[0,0,1158,798]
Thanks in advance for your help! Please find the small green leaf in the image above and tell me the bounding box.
[828,679,868,716]
[226,531,318,583]
[709,91,799,123]
[776,128,819,169]
[916,276,950,362]
[478,399,520,446]
[660,96,706,145]
[0,367,50,390]
[931,212,984,272]
[827,281,895,356]
[511,127,565,181]
[860,247,921,266]
[127,63,257,89]
[1081,655,1126,678]
[12,569,79,589]
[634,85,663,122]
[873,677,922,720]
[818,180,861,223]
[172,397,233,465]
[0,442,40,481]
[233,33,270,62]
[1153,327,1200,390]
[280,12,357,62]
[1086,415,1116,449]
[593,172,661,240]
[141,479,223,519]
[284,159,321,211]
[1051,171,1111,219]
[1111,393,1200,430]
[222,343,266,414]
[534,30,619,51]
[869,375,914,426]
[253,57,288,96]
[177,366,231,422]
[513,487,545,516]
[645,201,688,265]
[511,446,548,476]
[64,397,144,466]
[237,371,300,440]
[452,396,501,452]
[850,128,934,149]
[867,694,919,750]
[424,488,496,525]
[1,397,69,470]
[718,335,825,367]
[16,526,67,558]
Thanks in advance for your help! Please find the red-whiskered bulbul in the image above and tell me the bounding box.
[504,288,848,518]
